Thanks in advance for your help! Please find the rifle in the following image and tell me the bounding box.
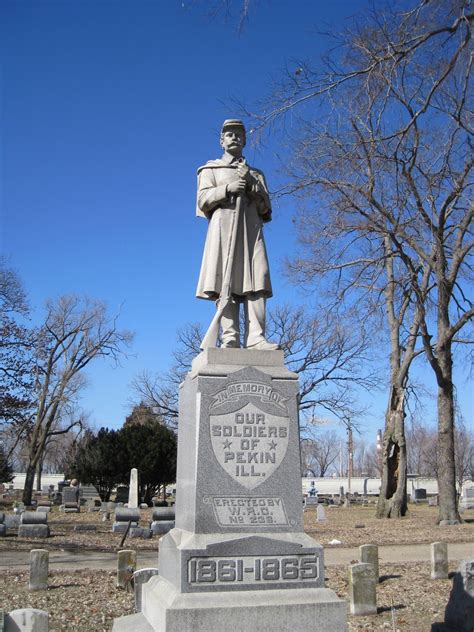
[200,187,243,351]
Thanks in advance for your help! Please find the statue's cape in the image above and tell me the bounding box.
[197,158,264,176]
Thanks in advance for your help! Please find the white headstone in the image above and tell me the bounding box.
[5,608,49,631]
[128,468,138,509]
[316,504,327,522]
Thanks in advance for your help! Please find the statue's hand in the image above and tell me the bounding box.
[236,163,251,181]
[227,179,247,195]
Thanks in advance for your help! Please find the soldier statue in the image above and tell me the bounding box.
[196,119,278,351]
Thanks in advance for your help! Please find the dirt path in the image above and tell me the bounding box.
[2,541,472,570]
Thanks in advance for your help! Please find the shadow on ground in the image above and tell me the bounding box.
[379,574,402,583]
[377,604,406,614]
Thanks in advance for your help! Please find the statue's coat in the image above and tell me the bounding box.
[196,154,273,300]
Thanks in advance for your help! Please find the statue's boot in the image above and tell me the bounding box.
[244,292,279,350]
[220,299,240,348]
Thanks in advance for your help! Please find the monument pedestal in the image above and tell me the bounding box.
[113,349,347,631]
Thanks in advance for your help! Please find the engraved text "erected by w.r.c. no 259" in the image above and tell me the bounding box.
[211,496,288,526]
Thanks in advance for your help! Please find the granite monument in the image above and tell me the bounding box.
[112,121,347,632]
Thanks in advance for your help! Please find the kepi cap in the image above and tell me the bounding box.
[221,119,246,134]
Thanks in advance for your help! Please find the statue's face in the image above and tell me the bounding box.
[220,127,245,157]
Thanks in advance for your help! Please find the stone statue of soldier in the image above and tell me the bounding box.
[196,119,278,351]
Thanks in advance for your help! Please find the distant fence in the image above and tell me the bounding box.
[7,473,66,490]
[302,476,440,496]
[4,473,440,497]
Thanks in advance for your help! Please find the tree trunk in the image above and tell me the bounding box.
[376,385,408,518]
[36,459,43,492]
[22,462,36,506]
[436,341,460,523]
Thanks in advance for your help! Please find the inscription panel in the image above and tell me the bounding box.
[210,496,288,527]
[210,400,289,489]
[188,554,319,588]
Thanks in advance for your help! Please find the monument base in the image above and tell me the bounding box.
[157,527,326,594]
[113,349,347,630]
[113,575,347,631]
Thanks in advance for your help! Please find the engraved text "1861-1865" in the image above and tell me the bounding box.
[188,555,319,587]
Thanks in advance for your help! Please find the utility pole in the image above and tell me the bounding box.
[347,422,353,493]
[376,429,383,477]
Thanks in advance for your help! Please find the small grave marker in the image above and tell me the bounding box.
[133,568,159,612]
[117,550,136,589]
[359,544,379,583]
[29,549,49,591]
[431,542,448,579]
[349,563,377,615]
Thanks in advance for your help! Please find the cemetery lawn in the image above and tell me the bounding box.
[0,503,472,630]
[304,503,474,548]
[0,503,472,552]
[0,561,462,631]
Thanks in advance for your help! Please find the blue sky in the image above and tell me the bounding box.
[2,1,472,438]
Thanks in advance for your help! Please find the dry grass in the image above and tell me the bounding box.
[304,503,474,548]
[0,501,472,630]
[0,562,461,631]
[0,503,472,553]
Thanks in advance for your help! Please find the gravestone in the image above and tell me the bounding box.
[113,349,346,631]
[413,488,427,501]
[86,498,99,512]
[113,507,140,534]
[129,526,152,539]
[460,484,474,511]
[133,568,160,612]
[304,496,319,509]
[19,512,49,538]
[359,544,379,583]
[80,485,99,500]
[4,514,20,530]
[128,469,139,509]
[29,549,49,591]
[316,504,327,523]
[349,563,377,615]
[5,608,49,632]
[431,542,449,579]
[61,488,79,513]
[115,486,129,504]
[117,550,136,589]
[74,524,97,532]
[151,507,175,536]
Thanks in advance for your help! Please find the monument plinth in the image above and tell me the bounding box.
[113,349,347,631]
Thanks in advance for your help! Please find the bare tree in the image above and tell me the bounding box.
[269,305,378,419]
[31,411,91,491]
[407,414,474,492]
[241,0,473,522]
[22,296,132,504]
[131,322,203,428]
[301,429,340,478]
[132,304,379,431]
[406,416,434,476]
[0,259,35,455]
[352,439,380,478]
[455,415,474,488]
